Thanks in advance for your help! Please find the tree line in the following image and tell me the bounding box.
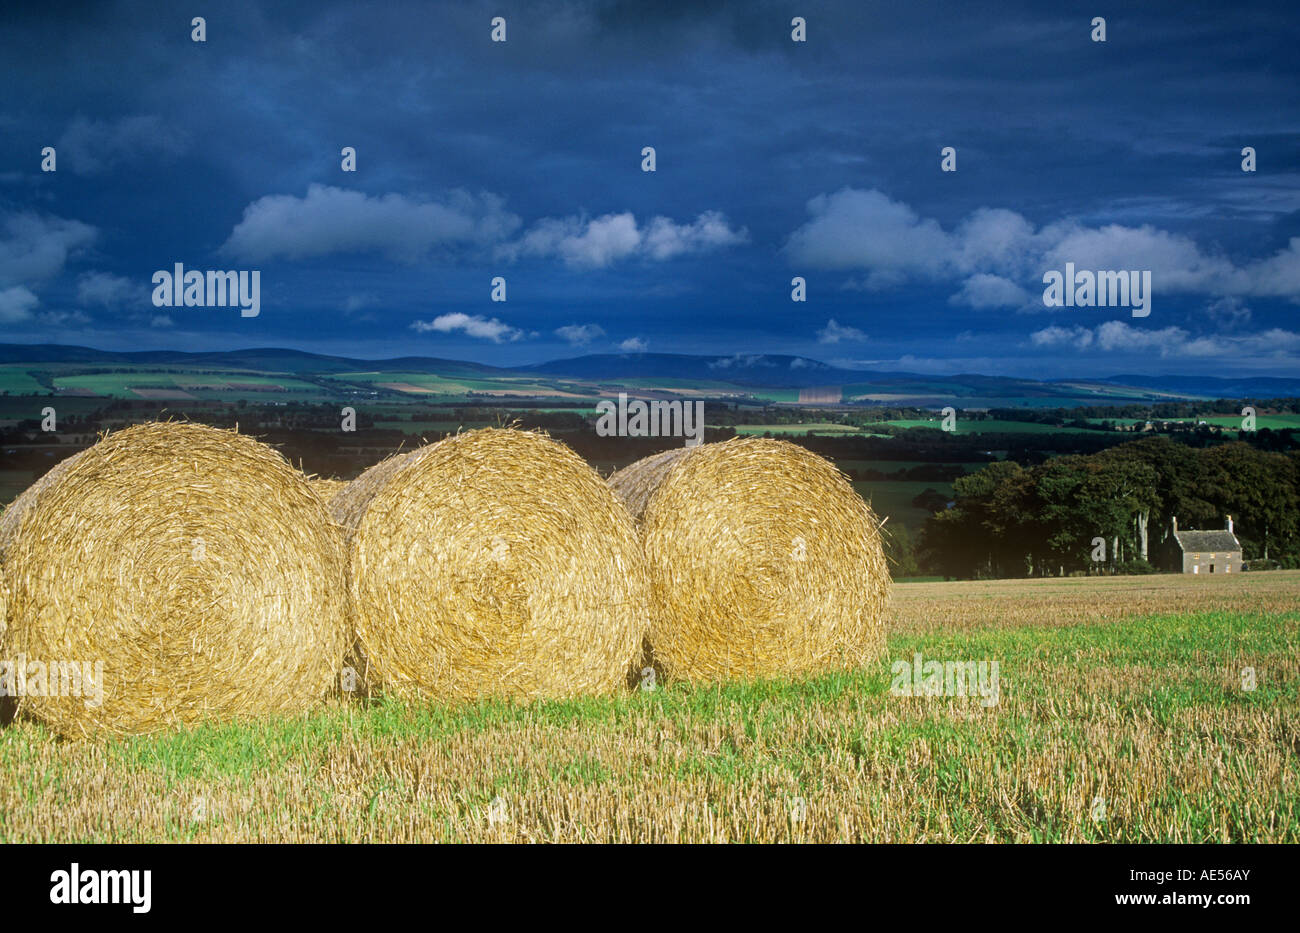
[913,437,1300,578]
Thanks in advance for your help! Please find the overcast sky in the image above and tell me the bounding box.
[1,0,1297,377]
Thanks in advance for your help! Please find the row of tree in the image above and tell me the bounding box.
[914,437,1300,578]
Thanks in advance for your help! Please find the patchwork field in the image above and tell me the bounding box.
[1095,414,1300,431]
[880,418,1104,433]
[734,422,865,435]
[340,371,593,399]
[47,371,328,399]
[1,572,1294,843]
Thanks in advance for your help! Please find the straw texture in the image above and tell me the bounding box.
[307,477,348,505]
[0,569,7,652]
[332,428,649,702]
[0,449,87,556]
[609,437,891,682]
[1,422,351,738]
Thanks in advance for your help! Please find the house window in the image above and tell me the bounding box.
[1192,565,1199,574]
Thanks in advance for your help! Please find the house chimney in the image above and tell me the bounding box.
[1227,515,1233,534]
[1172,516,1178,534]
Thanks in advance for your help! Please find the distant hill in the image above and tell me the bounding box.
[0,344,507,377]
[516,352,864,387]
[1,343,1295,404]
[1095,374,1300,399]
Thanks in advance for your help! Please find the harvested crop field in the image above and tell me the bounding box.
[1,572,1295,843]
[887,571,1300,635]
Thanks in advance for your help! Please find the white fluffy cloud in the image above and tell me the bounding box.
[222,188,745,272]
[77,271,140,308]
[642,211,747,260]
[555,323,606,345]
[223,185,521,262]
[948,273,1033,310]
[709,353,775,370]
[618,337,648,352]
[816,318,867,344]
[1030,321,1300,358]
[411,312,528,343]
[0,285,39,323]
[0,211,97,286]
[509,213,641,267]
[785,187,1300,306]
[502,210,746,268]
[786,189,951,278]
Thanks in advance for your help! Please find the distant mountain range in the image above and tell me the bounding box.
[0,343,500,377]
[3,343,1299,402]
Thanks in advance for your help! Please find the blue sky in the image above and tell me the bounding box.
[1,0,1297,377]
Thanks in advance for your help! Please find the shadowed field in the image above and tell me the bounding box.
[0,573,1296,842]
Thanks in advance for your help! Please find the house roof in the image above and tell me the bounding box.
[1173,530,1241,553]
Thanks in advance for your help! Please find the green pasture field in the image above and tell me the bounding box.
[0,366,47,395]
[335,371,590,399]
[1094,415,1300,431]
[2,582,1294,842]
[880,418,1106,433]
[49,372,328,399]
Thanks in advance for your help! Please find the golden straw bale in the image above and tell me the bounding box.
[1,422,350,738]
[608,436,890,682]
[331,428,649,702]
[0,449,88,556]
[306,477,349,508]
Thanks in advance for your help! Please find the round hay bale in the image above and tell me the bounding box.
[2,422,351,738]
[332,428,649,702]
[0,567,8,652]
[0,448,88,556]
[608,437,891,682]
[307,477,349,507]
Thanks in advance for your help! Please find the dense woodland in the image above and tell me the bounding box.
[911,437,1300,578]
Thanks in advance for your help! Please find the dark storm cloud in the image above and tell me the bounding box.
[0,0,1296,374]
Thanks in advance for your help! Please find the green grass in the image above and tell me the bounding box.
[97,610,1295,773]
[3,606,1293,841]
[1095,415,1300,431]
[0,366,47,395]
[50,371,327,399]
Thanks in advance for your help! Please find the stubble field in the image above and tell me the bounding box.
[1,571,1296,842]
